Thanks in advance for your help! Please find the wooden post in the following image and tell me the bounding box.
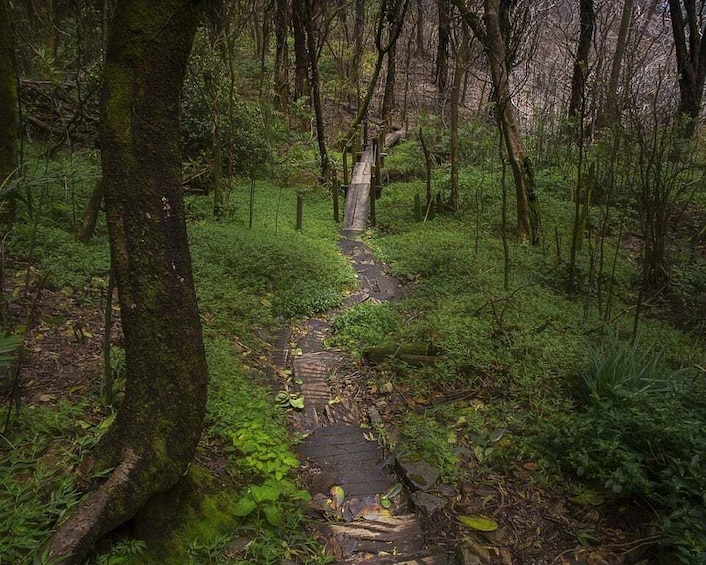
[296,193,303,230]
[370,138,378,226]
[343,145,349,186]
[249,171,255,229]
[378,131,385,167]
[333,176,340,223]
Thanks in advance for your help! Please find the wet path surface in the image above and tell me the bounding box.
[270,134,448,564]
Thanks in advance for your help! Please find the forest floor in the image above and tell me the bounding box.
[1,243,660,565]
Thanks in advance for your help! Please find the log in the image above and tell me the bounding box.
[362,343,443,365]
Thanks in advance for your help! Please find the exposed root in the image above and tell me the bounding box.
[45,447,180,565]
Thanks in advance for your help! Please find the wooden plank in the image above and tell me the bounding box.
[270,327,291,369]
[299,425,393,498]
[296,318,331,352]
[343,146,374,234]
[325,514,425,554]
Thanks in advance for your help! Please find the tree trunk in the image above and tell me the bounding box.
[46,2,208,563]
[351,0,365,102]
[668,0,706,138]
[292,0,310,101]
[381,39,398,127]
[454,0,540,243]
[416,0,425,55]
[273,0,290,112]
[303,0,332,181]
[436,0,451,95]
[342,0,410,146]
[598,0,632,127]
[450,18,468,212]
[77,178,104,243]
[568,0,594,120]
[0,0,18,226]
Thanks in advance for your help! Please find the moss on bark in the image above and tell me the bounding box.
[46,1,208,563]
[0,0,19,211]
[131,464,242,565]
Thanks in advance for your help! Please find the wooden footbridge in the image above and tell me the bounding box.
[271,128,449,564]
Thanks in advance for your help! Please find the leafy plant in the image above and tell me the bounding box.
[573,330,680,405]
[330,301,401,349]
[233,478,310,527]
[398,412,461,482]
[92,540,148,565]
[538,333,706,560]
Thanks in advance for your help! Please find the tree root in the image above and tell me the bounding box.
[45,447,181,565]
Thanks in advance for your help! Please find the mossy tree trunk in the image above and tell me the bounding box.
[381,38,397,128]
[46,1,208,563]
[449,14,468,212]
[0,0,19,226]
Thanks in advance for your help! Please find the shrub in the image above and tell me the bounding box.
[539,331,706,561]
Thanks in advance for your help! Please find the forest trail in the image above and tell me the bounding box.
[270,133,448,564]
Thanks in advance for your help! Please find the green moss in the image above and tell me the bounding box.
[104,66,135,148]
[133,464,242,565]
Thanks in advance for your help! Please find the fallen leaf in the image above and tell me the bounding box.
[457,514,499,532]
[383,483,403,500]
[330,485,345,508]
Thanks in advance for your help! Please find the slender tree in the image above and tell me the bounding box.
[668,0,706,138]
[292,0,310,101]
[436,0,451,95]
[381,36,398,127]
[450,13,469,211]
[46,2,208,562]
[273,0,290,112]
[302,0,332,181]
[342,0,410,146]
[416,0,426,55]
[598,0,632,128]
[453,0,541,243]
[568,0,595,120]
[351,0,365,100]
[0,0,18,225]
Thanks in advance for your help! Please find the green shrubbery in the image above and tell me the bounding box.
[330,301,401,349]
[371,138,706,560]
[538,332,706,560]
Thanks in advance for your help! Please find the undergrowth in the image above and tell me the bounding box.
[2,148,348,564]
[364,136,706,561]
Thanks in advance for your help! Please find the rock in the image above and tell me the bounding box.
[397,456,440,491]
[457,538,491,564]
[410,491,446,515]
[368,406,383,426]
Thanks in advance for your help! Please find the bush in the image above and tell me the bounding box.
[330,301,401,349]
[539,331,706,561]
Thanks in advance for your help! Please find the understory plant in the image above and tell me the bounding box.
[539,331,706,561]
